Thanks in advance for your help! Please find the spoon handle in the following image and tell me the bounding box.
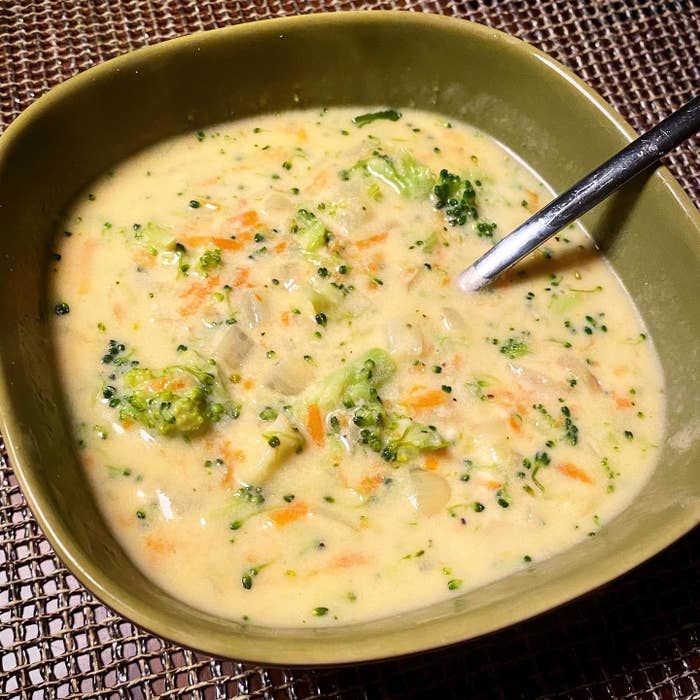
[457,94,700,292]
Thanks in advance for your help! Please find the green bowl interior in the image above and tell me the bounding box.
[0,12,698,665]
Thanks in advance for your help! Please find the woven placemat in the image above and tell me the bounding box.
[1,2,698,698]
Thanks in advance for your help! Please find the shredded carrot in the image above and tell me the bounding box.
[307,404,325,446]
[242,378,254,390]
[424,454,440,471]
[423,449,447,471]
[232,267,251,287]
[557,462,593,484]
[178,275,220,315]
[120,418,134,430]
[180,235,245,251]
[274,240,288,253]
[147,377,186,393]
[328,553,368,569]
[270,501,309,526]
[112,302,125,322]
[358,474,384,494]
[355,232,388,249]
[524,188,540,210]
[146,377,168,392]
[219,445,245,488]
[145,535,175,555]
[280,310,290,327]
[296,128,308,142]
[133,247,156,269]
[403,387,447,411]
[508,415,523,433]
[221,464,235,488]
[77,239,97,295]
[239,209,259,228]
[485,479,503,491]
[615,396,634,409]
[308,171,329,191]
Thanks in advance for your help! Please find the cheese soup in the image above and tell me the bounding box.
[50,108,664,626]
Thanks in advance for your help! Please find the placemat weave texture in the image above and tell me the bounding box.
[1,1,698,698]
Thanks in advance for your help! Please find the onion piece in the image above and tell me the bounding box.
[408,469,451,516]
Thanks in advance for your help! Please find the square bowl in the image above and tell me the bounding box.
[0,11,698,665]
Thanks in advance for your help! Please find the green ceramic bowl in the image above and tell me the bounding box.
[0,11,698,665]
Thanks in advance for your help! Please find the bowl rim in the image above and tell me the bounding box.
[0,9,698,666]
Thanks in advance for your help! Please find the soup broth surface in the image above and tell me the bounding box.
[51,108,664,626]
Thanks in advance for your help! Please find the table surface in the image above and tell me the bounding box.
[1,2,698,698]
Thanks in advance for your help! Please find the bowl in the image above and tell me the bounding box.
[0,11,698,665]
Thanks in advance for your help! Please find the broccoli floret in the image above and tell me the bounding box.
[291,208,330,255]
[262,429,305,456]
[381,416,449,463]
[310,348,396,411]
[197,248,222,274]
[303,349,448,462]
[499,338,529,359]
[130,221,176,249]
[476,220,497,238]
[116,365,238,437]
[363,150,434,199]
[433,169,479,226]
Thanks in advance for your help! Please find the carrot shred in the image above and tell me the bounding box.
[307,404,325,446]
[280,310,290,327]
[358,474,384,494]
[615,396,634,409]
[270,501,309,526]
[219,445,245,488]
[355,232,388,249]
[232,267,251,287]
[557,462,593,484]
[180,235,245,251]
[403,387,447,411]
[485,479,503,491]
[177,275,220,315]
[77,239,97,294]
[133,247,156,269]
[508,415,523,433]
[274,240,288,253]
[424,454,440,471]
[145,535,175,555]
[524,188,540,210]
[221,464,235,488]
[239,209,259,228]
[242,378,254,390]
[328,553,368,569]
[308,171,329,191]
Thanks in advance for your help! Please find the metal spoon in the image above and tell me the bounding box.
[457,94,700,292]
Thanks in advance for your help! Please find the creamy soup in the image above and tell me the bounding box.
[50,108,664,626]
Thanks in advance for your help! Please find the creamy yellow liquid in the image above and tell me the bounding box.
[50,108,664,626]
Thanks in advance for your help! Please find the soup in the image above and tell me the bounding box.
[50,108,664,626]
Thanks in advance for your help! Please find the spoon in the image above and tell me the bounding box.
[457,94,700,292]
